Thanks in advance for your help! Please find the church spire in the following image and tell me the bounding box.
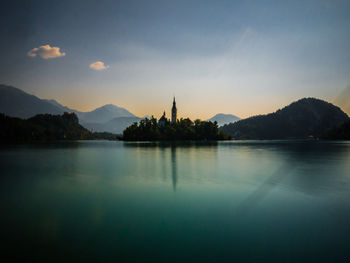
[171,97,177,123]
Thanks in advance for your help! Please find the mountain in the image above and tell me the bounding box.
[78,104,135,124]
[0,112,93,142]
[83,116,141,134]
[0,85,137,126]
[0,84,63,118]
[208,113,240,126]
[220,98,350,140]
[45,99,135,124]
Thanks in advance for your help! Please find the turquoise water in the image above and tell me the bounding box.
[1,140,350,262]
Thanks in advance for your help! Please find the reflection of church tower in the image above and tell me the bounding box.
[172,97,177,123]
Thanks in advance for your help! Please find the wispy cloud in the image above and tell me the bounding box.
[27,44,66,59]
[89,61,109,70]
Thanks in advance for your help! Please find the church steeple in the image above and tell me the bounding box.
[171,97,177,123]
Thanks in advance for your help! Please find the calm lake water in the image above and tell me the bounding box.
[1,140,350,262]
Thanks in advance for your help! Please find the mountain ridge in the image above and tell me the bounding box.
[0,85,63,118]
[0,85,136,126]
[77,104,135,124]
[221,97,349,139]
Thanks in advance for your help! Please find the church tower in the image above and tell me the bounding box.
[171,97,177,123]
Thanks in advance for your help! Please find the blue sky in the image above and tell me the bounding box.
[1,0,350,118]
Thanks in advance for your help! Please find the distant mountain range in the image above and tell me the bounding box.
[83,116,142,134]
[5,85,346,140]
[208,113,240,126]
[0,85,63,118]
[1,84,243,134]
[0,84,137,134]
[45,100,137,134]
[77,104,135,124]
[221,98,350,139]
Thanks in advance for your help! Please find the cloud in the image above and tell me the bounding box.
[27,45,66,59]
[89,61,109,70]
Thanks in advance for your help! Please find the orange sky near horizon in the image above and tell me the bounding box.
[41,90,349,120]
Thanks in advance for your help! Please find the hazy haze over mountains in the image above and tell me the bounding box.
[208,113,240,127]
[83,116,141,134]
[43,99,73,112]
[1,85,244,134]
[0,85,137,133]
[77,104,135,124]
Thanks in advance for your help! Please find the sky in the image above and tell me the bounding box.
[1,0,350,119]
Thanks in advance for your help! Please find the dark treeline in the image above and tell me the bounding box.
[322,120,350,140]
[122,117,231,141]
[0,112,117,142]
[92,132,120,140]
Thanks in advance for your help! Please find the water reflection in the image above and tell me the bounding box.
[123,141,219,148]
[123,141,219,191]
[1,140,350,262]
[237,160,296,213]
[171,145,177,191]
[219,140,350,194]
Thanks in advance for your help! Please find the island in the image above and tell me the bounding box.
[122,117,230,141]
[122,97,230,141]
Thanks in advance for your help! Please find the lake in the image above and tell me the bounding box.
[1,140,350,262]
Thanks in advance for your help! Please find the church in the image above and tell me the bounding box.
[158,97,177,127]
